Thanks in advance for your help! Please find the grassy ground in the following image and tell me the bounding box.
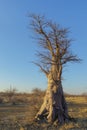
[0,92,87,130]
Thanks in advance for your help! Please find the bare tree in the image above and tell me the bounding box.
[29,14,81,124]
[5,86,17,104]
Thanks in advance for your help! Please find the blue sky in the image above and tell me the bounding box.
[0,0,87,94]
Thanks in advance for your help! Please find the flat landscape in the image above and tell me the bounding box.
[0,91,87,130]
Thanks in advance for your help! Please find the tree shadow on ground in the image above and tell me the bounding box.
[24,117,87,130]
[0,117,86,130]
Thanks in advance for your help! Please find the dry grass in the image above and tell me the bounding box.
[0,92,87,130]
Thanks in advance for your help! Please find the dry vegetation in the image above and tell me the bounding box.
[0,89,87,130]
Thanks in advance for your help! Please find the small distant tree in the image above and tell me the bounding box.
[5,86,17,104]
[32,88,42,95]
[29,14,81,124]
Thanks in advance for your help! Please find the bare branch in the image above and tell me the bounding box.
[62,55,81,64]
[30,14,55,56]
[33,62,49,77]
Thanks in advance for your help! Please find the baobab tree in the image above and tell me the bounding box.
[29,14,81,124]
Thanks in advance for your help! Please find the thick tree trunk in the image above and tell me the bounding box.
[35,73,70,124]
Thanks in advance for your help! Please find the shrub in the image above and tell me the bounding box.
[4,86,17,104]
[0,96,4,104]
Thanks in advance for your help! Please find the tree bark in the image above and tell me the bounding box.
[35,72,69,124]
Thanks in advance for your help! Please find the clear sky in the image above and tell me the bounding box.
[0,0,87,94]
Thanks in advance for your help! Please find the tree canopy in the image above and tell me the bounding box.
[30,14,81,79]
